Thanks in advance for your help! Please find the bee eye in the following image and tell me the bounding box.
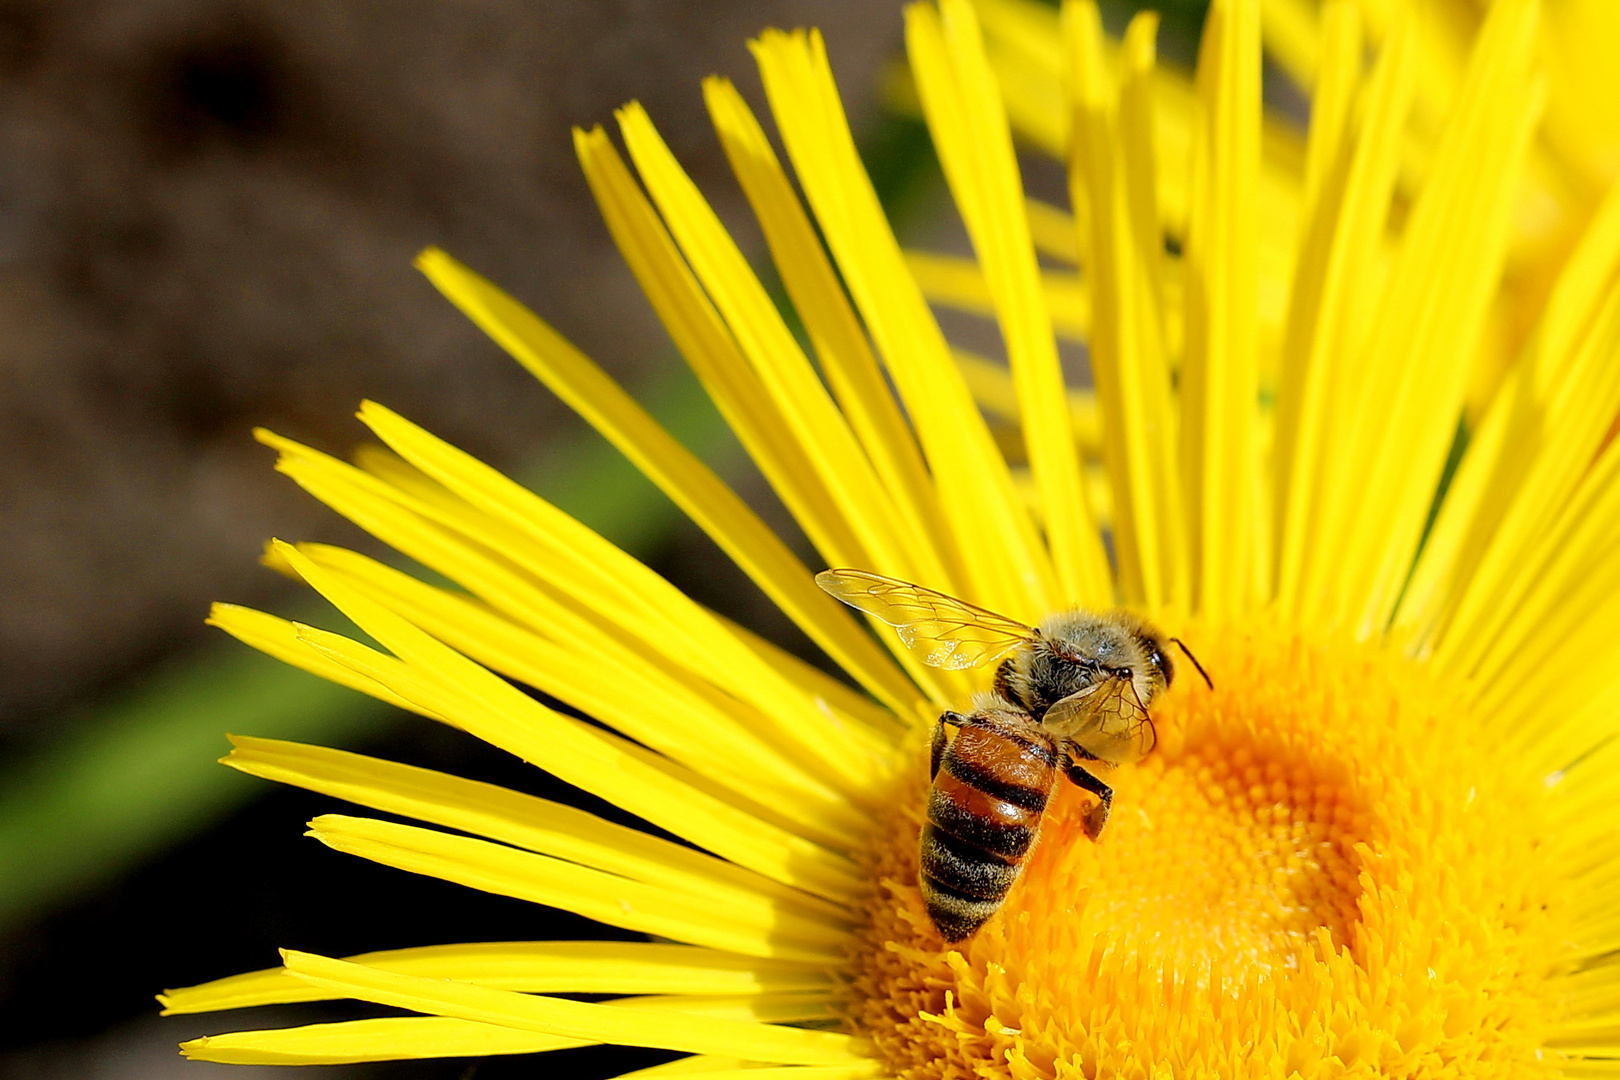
[1118,666,1133,681]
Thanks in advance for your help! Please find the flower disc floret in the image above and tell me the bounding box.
[848,623,1563,1078]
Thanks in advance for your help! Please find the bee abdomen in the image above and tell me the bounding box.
[918,871,1002,942]
[926,781,1039,857]
[920,823,1019,897]
[920,721,1055,941]
[945,721,1057,798]
[918,818,1024,942]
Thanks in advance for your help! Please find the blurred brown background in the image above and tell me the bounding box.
[0,0,902,745]
[0,1,907,1075]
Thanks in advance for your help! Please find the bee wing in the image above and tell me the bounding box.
[814,568,1036,670]
[1045,674,1157,765]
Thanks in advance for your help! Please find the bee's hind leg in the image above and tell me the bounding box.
[1062,754,1114,840]
[931,711,971,779]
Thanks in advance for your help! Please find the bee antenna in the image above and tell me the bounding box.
[1169,638,1214,690]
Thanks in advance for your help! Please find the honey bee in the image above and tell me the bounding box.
[816,568,1211,942]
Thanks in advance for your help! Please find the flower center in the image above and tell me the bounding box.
[1029,727,1370,981]
[845,622,1566,1078]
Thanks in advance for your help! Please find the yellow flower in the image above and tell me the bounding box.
[161,0,1620,1075]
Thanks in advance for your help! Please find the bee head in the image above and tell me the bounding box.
[1110,623,1215,699]
[1114,621,1174,710]
[1136,632,1174,691]
[999,612,1163,717]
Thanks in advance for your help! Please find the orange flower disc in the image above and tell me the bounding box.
[846,622,1565,1079]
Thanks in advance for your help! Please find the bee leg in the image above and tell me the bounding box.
[932,712,970,780]
[1062,756,1114,840]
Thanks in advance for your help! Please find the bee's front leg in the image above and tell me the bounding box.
[931,711,971,780]
[1061,752,1114,840]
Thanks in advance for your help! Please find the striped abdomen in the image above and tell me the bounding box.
[920,713,1056,942]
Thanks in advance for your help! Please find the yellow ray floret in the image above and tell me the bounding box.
[752,26,1053,619]
[1178,0,1263,618]
[161,940,830,1014]
[222,735,851,921]
[1272,2,1414,614]
[614,1069,880,1080]
[205,602,437,721]
[1064,2,1187,610]
[277,445,897,787]
[413,247,924,719]
[354,402,891,795]
[181,993,849,1067]
[273,951,865,1064]
[271,540,864,901]
[180,1016,586,1065]
[702,77,961,597]
[1399,179,1620,655]
[262,423,898,805]
[908,0,1110,607]
[1325,0,1543,633]
[573,123,873,575]
[304,813,848,963]
[952,349,1101,455]
[616,101,933,590]
[282,542,873,844]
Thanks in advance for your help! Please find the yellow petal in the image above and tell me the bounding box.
[1295,0,1542,632]
[1454,441,1620,726]
[179,993,841,1066]
[617,101,936,592]
[1295,0,1359,219]
[909,0,1110,606]
[161,940,829,1014]
[904,250,1090,342]
[278,950,866,1064]
[241,478,868,848]
[1273,7,1414,614]
[575,124,972,704]
[354,402,889,796]
[572,123,872,573]
[265,439,896,808]
[1180,0,1263,617]
[953,349,1101,456]
[1402,179,1620,654]
[704,77,964,598]
[1063,1,1187,609]
[710,611,918,732]
[271,542,864,901]
[180,1016,583,1065]
[752,26,1053,620]
[970,0,1306,278]
[614,1068,881,1080]
[600,1056,757,1079]
[306,814,849,963]
[205,602,435,720]
[1024,196,1082,263]
[224,735,849,922]
[1259,0,1321,91]
[1346,0,1544,631]
[414,246,922,720]
[288,542,870,845]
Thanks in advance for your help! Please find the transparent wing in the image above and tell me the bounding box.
[814,568,1036,670]
[1044,674,1157,765]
